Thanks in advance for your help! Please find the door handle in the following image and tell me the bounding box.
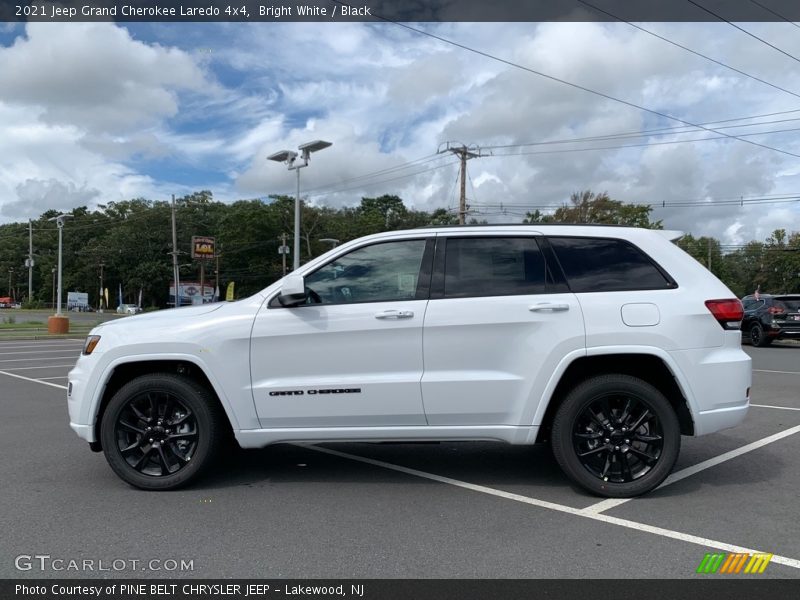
[375,310,414,319]
[529,303,570,312]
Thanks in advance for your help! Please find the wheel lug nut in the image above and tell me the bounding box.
[625,439,630,444]
[622,427,627,432]
[149,438,154,443]
[615,446,620,451]
[604,438,610,443]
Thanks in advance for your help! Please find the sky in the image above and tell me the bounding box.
[1,17,800,246]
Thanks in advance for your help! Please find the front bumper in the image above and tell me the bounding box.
[67,354,101,443]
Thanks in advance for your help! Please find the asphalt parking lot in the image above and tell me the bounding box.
[0,338,798,579]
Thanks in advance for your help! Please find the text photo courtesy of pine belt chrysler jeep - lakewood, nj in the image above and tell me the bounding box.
[67,225,751,498]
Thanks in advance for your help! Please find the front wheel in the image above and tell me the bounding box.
[551,374,680,498]
[100,374,224,490]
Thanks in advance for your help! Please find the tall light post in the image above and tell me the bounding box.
[51,268,56,309]
[268,140,332,271]
[48,214,72,316]
[98,262,105,311]
[7,267,13,298]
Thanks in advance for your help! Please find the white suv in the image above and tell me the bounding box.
[68,225,751,497]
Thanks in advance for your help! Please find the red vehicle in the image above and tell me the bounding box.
[0,296,13,308]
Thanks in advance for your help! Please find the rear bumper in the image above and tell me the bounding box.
[768,327,800,338]
[694,401,750,436]
[669,344,751,436]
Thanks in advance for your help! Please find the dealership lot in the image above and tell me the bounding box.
[0,338,798,579]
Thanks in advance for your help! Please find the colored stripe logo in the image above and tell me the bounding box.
[696,552,773,574]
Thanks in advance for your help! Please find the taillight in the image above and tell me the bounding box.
[705,299,743,330]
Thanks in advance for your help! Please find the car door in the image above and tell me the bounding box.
[250,237,434,428]
[421,234,585,426]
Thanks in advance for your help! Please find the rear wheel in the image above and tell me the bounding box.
[551,374,680,498]
[749,323,772,347]
[100,373,224,490]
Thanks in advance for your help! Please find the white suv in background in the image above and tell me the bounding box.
[68,225,751,497]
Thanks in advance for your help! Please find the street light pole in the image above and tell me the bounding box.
[295,166,301,271]
[49,214,72,316]
[99,262,105,311]
[268,140,332,271]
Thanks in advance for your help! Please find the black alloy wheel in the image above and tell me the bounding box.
[101,374,223,490]
[551,374,680,497]
[749,323,771,347]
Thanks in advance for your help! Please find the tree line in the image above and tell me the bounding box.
[0,189,796,308]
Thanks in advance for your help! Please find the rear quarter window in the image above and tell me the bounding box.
[548,236,676,293]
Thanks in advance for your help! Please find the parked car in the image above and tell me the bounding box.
[68,225,751,497]
[116,304,142,315]
[741,293,800,346]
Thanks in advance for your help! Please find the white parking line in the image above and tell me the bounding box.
[302,444,800,571]
[751,403,800,412]
[37,376,68,380]
[754,369,800,375]
[1,364,75,371]
[582,424,800,515]
[0,356,79,363]
[0,343,84,349]
[0,349,85,356]
[0,370,68,390]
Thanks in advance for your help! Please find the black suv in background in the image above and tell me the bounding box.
[741,294,800,346]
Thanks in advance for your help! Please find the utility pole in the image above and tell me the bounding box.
[438,142,487,225]
[280,233,288,276]
[27,219,33,303]
[170,194,181,307]
[214,251,220,301]
[98,262,105,311]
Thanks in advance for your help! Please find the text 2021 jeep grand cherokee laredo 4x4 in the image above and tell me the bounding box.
[68,225,751,497]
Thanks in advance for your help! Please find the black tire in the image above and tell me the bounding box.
[551,374,681,498]
[749,323,772,347]
[100,373,224,490]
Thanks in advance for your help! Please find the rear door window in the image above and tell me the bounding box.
[548,236,675,293]
[442,237,547,298]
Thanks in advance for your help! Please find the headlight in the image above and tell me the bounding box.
[82,335,101,355]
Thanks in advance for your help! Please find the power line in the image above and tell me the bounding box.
[469,195,800,211]
[578,0,800,99]
[488,125,800,157]
[304,159,459,200]
[376,16,800,159]
[686,0,800,65]
[748,0,800,29]
[481,113,800,150]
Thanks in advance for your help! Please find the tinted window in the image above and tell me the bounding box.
[743,297,766,311]
[549,236,674,293]
[444,237,546,298]
[304,239,426,305]
[775,297,800,312]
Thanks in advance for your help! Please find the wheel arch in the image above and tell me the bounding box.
[91,357,238,450]
[534,351,695,443]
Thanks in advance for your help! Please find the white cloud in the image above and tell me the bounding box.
[0,20,798,246]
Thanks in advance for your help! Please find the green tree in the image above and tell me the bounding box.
[524,190,662,228]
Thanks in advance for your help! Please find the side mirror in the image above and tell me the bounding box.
[277,274,307,307]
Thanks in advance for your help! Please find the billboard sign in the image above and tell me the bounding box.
[169,282,214,306]
[67,291,89,311]
[191,236,216,260]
